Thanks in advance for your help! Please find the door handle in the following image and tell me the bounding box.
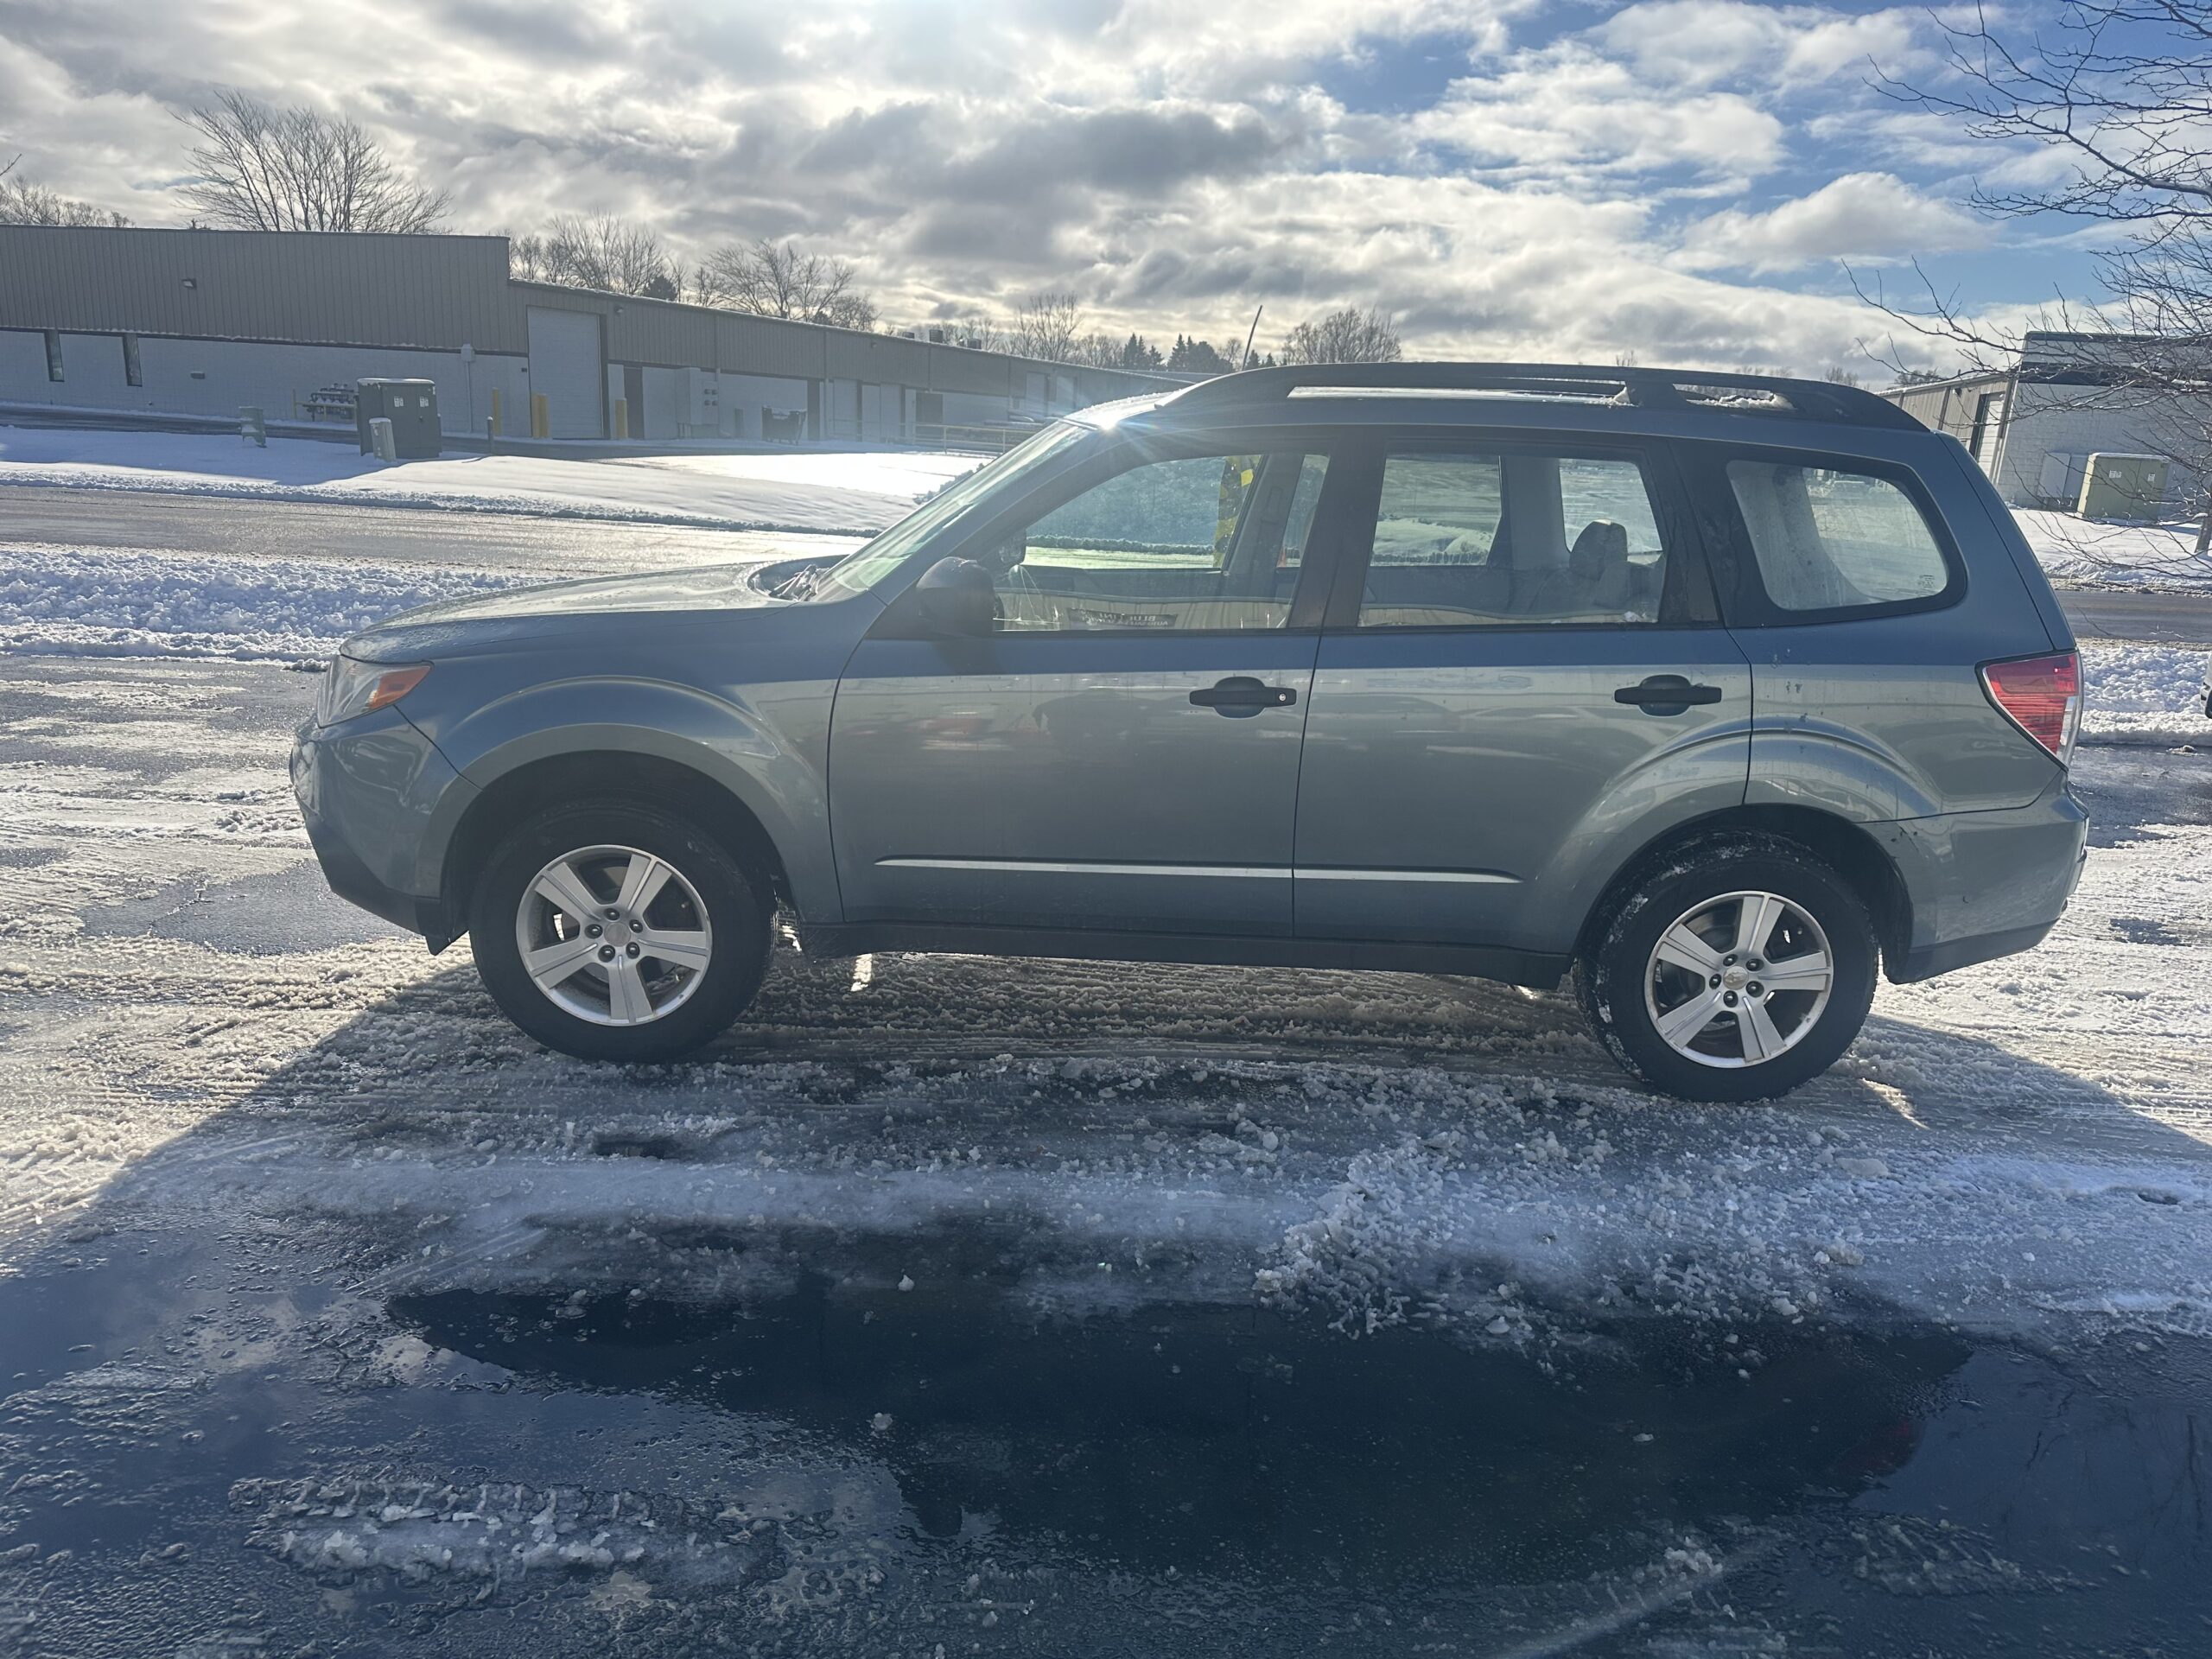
[1190,676,1298,717]
[1614,675,1723,715]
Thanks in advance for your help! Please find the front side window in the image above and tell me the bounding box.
[812,420,1090,600]
[979,449,1329,632]
[1726,460,1953,614]
[1356,449,1667,627]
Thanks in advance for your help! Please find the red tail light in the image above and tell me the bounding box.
[1980,651,2080,763]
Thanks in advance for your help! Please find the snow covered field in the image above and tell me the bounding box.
[2016,509,2212,592]
[0,423,980,534]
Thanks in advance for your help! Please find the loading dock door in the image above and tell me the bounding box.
[527,308,605,439]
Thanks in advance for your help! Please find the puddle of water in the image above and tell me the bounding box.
[394,1277,1965,1589]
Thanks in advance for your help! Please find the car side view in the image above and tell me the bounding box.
[292,362,2088,1101]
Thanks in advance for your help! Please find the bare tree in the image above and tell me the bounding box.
[1008,290,1083,363]
[1868,2,2212,554]
[1064,330,1128,368]
[0,156,125,226]
[177,91,447,232]
[697,238,876,328]
[516,214,678,297]
[1279,305,1403,365]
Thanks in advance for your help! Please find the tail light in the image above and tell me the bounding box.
[1980,651,2080,765]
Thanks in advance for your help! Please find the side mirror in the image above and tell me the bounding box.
[911,556,995,637]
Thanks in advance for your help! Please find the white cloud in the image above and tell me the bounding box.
[1597,1,1921,90]
[0,0,2023,375]
[1416,60,1785,185]
[1678,171,1991,273]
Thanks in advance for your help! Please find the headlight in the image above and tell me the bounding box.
[315,654,432,727]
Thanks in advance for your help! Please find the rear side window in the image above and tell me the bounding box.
[1726,461,1953,614]
[1356,449,1668,627]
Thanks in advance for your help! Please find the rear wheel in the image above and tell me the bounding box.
[468,800,770,1062]
[1578,835,1878,1102]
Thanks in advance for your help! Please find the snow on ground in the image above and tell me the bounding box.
[2016,509,2212,592]
[2082,642,2211,744]
[0,541,527,661]
[2,652,2208,1360]
[0,424,982,535]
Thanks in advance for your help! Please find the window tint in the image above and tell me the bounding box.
[1356,451,1666,627]
[983,450,1327,632]
[1726,461,1951,613]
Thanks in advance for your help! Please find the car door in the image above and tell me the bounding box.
[830,431,1349,938]
[1292,432,1753,959]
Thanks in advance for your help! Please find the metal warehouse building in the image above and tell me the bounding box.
[1882,330,2212,511]
[0,226,1176,443]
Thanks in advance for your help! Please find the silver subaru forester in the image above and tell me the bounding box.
[293,363,2088,1101]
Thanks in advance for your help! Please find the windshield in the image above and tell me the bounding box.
[810,421,1093,599]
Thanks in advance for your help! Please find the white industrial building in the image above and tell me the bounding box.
[0,226,1177,444]
[1884,331,2212,512]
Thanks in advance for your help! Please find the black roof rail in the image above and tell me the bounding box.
[1161,360,1922,431]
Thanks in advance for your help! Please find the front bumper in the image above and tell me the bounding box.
[1878,773,2088,983]
[291,707,475,944]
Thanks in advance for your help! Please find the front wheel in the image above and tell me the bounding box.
[1578,835,1878,1102]
[468,800,770,1063]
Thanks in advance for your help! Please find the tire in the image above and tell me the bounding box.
[1576,833,1878,1103]
[468,798,770,1063]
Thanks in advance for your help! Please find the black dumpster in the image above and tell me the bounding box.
[355,378,442,459]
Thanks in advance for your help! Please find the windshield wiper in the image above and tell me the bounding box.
[767,563,827,600]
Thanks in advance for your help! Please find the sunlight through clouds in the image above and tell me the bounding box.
[0,0,2064,372]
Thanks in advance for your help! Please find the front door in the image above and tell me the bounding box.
[1294,435,1752,955]
[830,438,1342,937]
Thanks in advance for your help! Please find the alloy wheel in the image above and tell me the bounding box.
[1643,889,1834,1069]
[512,843,715,1027]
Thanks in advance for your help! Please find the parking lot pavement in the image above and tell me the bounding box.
[1,652,2209,1653]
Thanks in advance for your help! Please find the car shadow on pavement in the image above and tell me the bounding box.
[3,952,2209,1656]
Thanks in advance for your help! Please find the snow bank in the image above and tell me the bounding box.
[2081,642,2209,746]
[0,541,519,661]
[0,425,982,535]
[2016,510,2212,592]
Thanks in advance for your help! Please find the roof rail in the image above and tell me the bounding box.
[1163,360,1922,431]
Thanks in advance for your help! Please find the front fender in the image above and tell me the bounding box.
[412,674,841,921]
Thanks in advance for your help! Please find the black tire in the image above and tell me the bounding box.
[468,798,770,1063]
[1576,833,1878,1103]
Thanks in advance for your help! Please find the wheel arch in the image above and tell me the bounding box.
[1572,804,1911,976]
[433,749,795,952]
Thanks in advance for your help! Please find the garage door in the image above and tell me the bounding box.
[527,308,604,439]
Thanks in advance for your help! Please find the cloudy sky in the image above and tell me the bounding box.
[0,0,2103,373]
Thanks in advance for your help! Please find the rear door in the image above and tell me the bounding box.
[830,432,1351,937]
[1292,431,1752,957]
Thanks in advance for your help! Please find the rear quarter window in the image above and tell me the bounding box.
[1725,459,1956,618]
